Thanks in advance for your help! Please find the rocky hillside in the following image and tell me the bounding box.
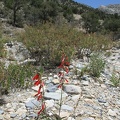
[98,4,120,15]
[0,0,120,34]
[0,47,120,120]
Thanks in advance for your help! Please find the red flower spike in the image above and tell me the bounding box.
[58,72,64,77]
[58,55,65,68]
[34,91,41,97]
[64,66,69,73]
[37,94,42,100]
[42,103,45,109]
[58,54,70,70]
[34,79,41,86]
[32,74,39,80]
[58,63,64,68]
[38,109,43,115]
[38,103,45,115]
[34,86,41,97]
[38,86,42,93]
[34,92,39,97]
[65,61,70,66]
[57,84,62,88]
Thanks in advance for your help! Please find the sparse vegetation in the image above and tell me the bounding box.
[89,53,105,77]
[0,63,37,90]
[18,23,112,68]
[110,72,120,87]
[0,20,114,92]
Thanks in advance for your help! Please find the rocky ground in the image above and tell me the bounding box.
[0,47,120,120]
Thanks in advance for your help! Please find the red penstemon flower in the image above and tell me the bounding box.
[65,61,70,66]
[34,79,41,86]
[34,85,42,97]
[63,66,69,73]
[57,84,62,88]
[57,54,70,89]
[38,103,45,115]
[32,73,40,80]
[32,54,70,116]
[32,73,45,115]
[37,94,43,101]
[58,71,64,77]
[58,54,70,69]
[35,81,44,99]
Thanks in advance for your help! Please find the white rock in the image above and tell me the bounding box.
[61,105,74,111]
[108,109,117,117]
[81,81,89,86]
[44,90,68,100]
[63,85,82,94]
[59,111,70,118]
[16,108,27,115]
[4,41,30,61]
[45,100,55,110]
[101,84,107,89]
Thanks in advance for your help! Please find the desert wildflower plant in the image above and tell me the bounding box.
[32,73,45,115]
[57,53,70,88]
[57,53,70,117]
[32,53,70,119]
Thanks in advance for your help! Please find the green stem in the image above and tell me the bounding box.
[59,84,63,116]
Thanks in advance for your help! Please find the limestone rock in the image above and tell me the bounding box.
[63,85,82,94]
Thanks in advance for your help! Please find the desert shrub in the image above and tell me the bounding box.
[18,23,76,67]
[0,37,17,58]
[18,23,113,68]
[79,34,113,51]
[89,53,105,77]
[0,63,37,90]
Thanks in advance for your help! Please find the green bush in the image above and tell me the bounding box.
[18,23,77,68]
[16,23,113,72]
[0,63,37,90]
[89,53,105,77]
[18,23,113,69]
